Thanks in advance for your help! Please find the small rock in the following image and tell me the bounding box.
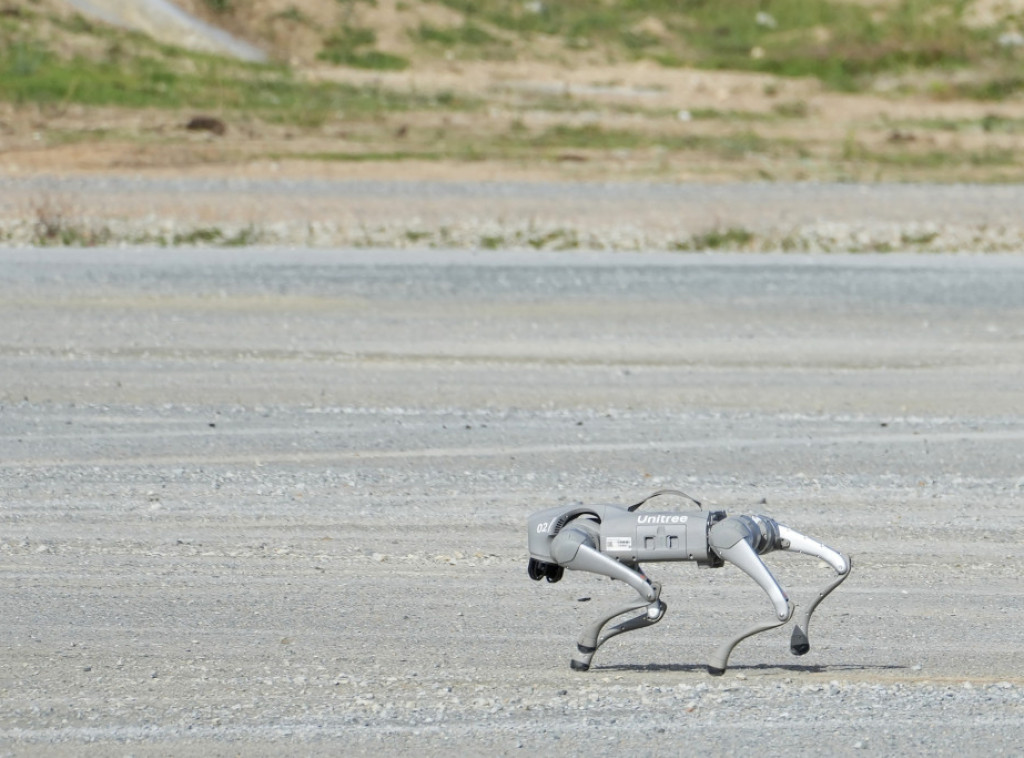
[186,116,226,136]
[998,31,1024,48]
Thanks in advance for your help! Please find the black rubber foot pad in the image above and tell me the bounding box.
[707,666,725,676]
[791,626,810,656]
[570,660,590,672]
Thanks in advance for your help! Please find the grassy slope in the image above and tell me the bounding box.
[168,0,1024,95]
[2,0,1024,182]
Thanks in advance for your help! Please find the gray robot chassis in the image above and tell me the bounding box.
[527,490,851,675]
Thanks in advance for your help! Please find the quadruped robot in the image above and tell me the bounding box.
[527,490,851,675]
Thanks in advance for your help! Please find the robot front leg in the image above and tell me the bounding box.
[571,590,667,672]
[548,525,666,671]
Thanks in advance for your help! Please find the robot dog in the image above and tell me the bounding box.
[527,490,850,675]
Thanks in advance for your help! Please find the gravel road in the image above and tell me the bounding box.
[1,247,1023,755]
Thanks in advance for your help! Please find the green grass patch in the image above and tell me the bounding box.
[771,100,810,119]
[526,229,579,250]
[691,227,756,250]
[173,227,225,245]
[202,0,232,13]
[886,114,1024,134]
[275,125,799,165]
[412,20,515,60]
[318,25,409,69]
[980,114,1024,133]
[171,225,261,246]
[1,8,412,95]
[479,234,506,250]
[674,131,788,160]
[416,22,496,46]
[522,124,647,150]
[502,124,782,158]
[434,0,1014,94]
[0,30,473,124]
[269,150,449,162]
[938,75,1024,100]
[273,7,316,26]
[844,140,1018,170]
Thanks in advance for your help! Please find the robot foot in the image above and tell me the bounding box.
[571,599,666,671]
[708,616,791,675]
[790,625,810,656]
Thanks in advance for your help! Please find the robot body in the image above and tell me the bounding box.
[530,504,719,566]
[527,491,850,675]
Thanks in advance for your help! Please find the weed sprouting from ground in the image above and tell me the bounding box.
[29,196,109,246]
[678,227,757,251]
[31,196,72,243]
[172,227,224,245]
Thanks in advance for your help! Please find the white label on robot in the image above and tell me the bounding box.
[606,537,632,551]
[636,514,688,525]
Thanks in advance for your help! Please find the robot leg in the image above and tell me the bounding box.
[707,516,794,675]
[776,524,851,656]
[571,593,667,671]
[546,524,666,671]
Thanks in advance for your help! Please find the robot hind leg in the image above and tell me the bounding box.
[707,526,794,675]
[776,524,851,657]
[707,516,852,674]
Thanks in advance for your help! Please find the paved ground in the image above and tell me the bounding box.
[1,247,1023,755]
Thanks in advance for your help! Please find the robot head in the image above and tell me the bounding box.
[527,505,604,583]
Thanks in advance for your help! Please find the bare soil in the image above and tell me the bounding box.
[6,1,1024,183]
[5,57,1024,184]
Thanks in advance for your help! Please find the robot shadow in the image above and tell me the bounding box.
[595,662,905,674]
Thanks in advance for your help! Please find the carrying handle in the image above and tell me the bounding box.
[627,488,702,512]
